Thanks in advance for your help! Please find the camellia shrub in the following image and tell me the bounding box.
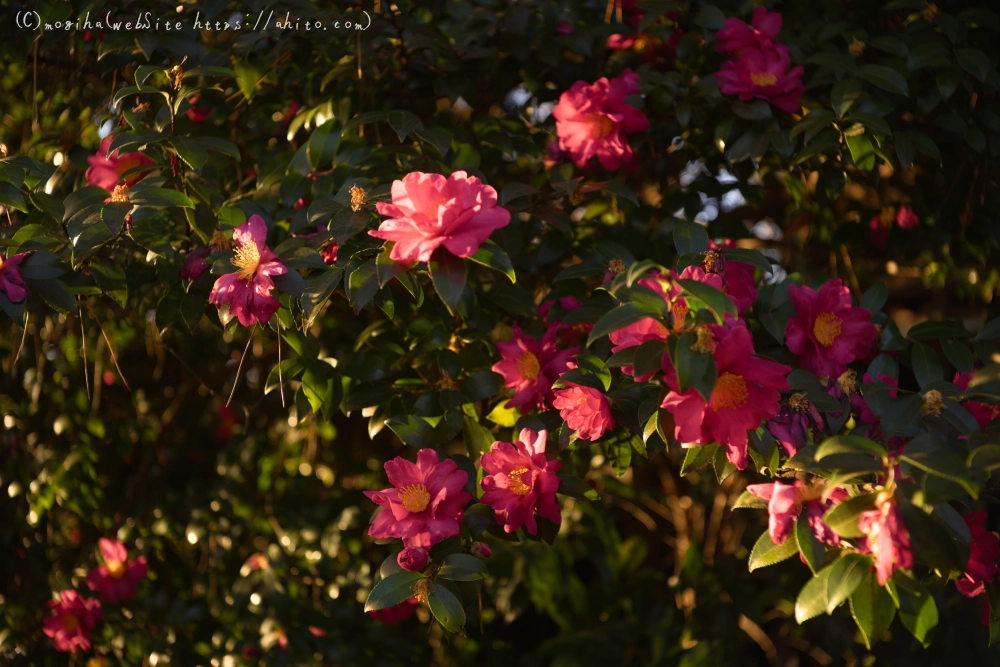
[2,0,1000,665]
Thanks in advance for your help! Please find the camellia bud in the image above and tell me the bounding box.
[396,547,428,572]
[470,542,492,560]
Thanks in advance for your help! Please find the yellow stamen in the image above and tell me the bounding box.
[691,326,716,354]
[209,230,231,252]
[507,467,531,496]
[813,312,842,347]
[350,184,367,212]
[63,614,79,633]
[516,352,541,381]
[848,38,866,56]
[398,483,431,513]
[110,184,130,203]
[671,300,689,330]
[712,372,749,409]
[921,390,944,416]
[589,113,616,138]
[607,258,626,275]
[106,559,126,579]
[703,249,722,273]
[750,72,778,86]
[231,241,261,281]
[632,34,662,52]
[838,369,858,396]
[789,392,810,412]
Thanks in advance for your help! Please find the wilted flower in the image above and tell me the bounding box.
[956,511,1000,598]
[85,537,148,603]
[370,171,511,263]
[785,278,876,379]
[181,246,212,281]
[365,449,471,549]
[767,392,823,457]
[43,590,103,653]
[552,69,650,170]
[856,495,913,586]
[552,382,614,441]
[208,215,288,327]
[747,480,848,546]
[480,428,562,535]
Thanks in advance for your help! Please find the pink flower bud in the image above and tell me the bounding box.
[397,547,428,572]
[471,542,492,559]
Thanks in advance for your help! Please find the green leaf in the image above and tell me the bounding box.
[0,182,27,212]
[796,566,833,623]
[860,282,888,313]
[859,64,909,96]
[677,279,737,323]
[385,415,438,447]
[100,202,132,238]
[900,503,967,571]
[713,445,737,483]
[845,133,876,171]
[605,431,633,476]
[732,100,772,120]
[388,110,424,142]
[722,248,772,272]
[823,493,879,539]
[437,553,488,582]
[826,553,870,613]
[499,182,538,207]
[171,136,208,173]
[587,303,656,347]
[428,249,467,314]
[111,84,165,107]
[907,320,971,340]
[307,119,341,171]
[427,582,465,634]
[850,570,896,649]
[733,490,768,509]
[955,48,992,81]
[807,52,859,76]
[672,222,709,255]
[911,342,943,388]
[130,188,194,208]
[680,444,718,475]
[748,529,798,572]
[796,512,826,574]
[978,317,1000,341]
[815,435,887,460]
[461,370,502,402]
[330,208,370,245]
[693,4,725,29]
[468,239,515,283]
[831,78,864,118]
[413,127,452,156]
[675,332,715,400]
[90,256,128,307]
[364,571,424,612]
[894,574,938,647]
[28,278,78,315]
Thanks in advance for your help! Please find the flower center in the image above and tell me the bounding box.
[789,392,809,412]
[589,113,616,138]
[507,467,531,496]
[516,352,541,381]
[633,34,661,51]
[838,369,857,395]
[712,372,749,409]
[750,72,778,86]
[398,483,431,513]
[231,241,261,281]
[671,300,689,330]
[107,559,126,579]
[691,325,716,354]
[63,613,79,633]
[813,312,842,347]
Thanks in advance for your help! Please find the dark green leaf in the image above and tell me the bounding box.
[850,570,896,649]
[672,222,709,255]
[748,529,798,572]
[826,553,870,613]
[680,444,718,475]
[427,582,465,633]
[859,64,909,96]
[364,571,424,612]
[429,249,467,314]
[437,553,488,582]
[468,240,515,283]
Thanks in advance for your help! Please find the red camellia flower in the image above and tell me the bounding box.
[661,322,790,469]
[367,598,419,625]
[552,69,650,170]
[185,95,210,123]
[492,324,578,413]
[181,246,212,281]
[0,251,31,303]
[552,382,614,441]
[43,590,103,653]
[856,496,913,586]
[86,537,148,603]
[715,43,805,113]
[747,481,848,546]
[370,171,511,263]
[365,449,471,549]
[956,511,1000,598]
[785,278,876,379]
[209,215,288,327]
[480,428,562,535]
[954,371,1000,430]
[85,136,155,190]
[715,6,783,53]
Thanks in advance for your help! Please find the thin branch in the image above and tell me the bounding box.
[92,308,131,391]
[78,300,91,401]
[277,318,285,408]
[12,310,28,366]
[226,325,257,407]
[838,244,862,298]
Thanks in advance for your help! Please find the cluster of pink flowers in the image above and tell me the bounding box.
[869,205,920,249]
[552,69,650,170]
[714,7,804,113]
[44,538,147,653]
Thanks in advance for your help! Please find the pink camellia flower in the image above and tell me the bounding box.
[492,324,578,412]
[661,323,790,469]
[365,449,471,549]
[608,272,673,378]
[707,239,758,315]
[85,136,155,190]
[869,212,890,249]
[747,481,848,546]
[370,171,511,263]
[185,95,210,123]
[367,597,419,625]
[43,590,103,653]
[856,496,913,586]
[954,371,1000,430]
[956,511,1000,597]
[208,215,288,327]
[539,296,592,347]
[715,6,783,53]
[181,246,212,281]
[480,428,562,535]
[396,547,428,572]
[86,537,148,604]
[552,382,614,441]
[785,278,876,380]
[552,69,650,170]
[895,205,919,229]
[0,251,31,303]
[767,392,824,457]
[715,43,805,114]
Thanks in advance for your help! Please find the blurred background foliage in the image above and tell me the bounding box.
[1,0,999,664]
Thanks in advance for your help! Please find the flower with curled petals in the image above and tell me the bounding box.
[208,215,288,327]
